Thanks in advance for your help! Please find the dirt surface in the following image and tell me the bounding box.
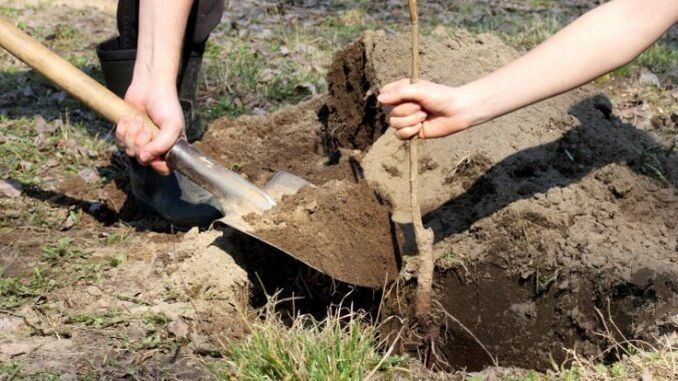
[1,0,675,374]
[196,98,354,187]
[0,228,248,377]
[320,31,676,370]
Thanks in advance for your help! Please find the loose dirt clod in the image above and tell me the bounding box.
[195,99,400,288]
[245,181,399,288]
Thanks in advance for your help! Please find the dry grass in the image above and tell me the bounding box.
[547,307,677,381]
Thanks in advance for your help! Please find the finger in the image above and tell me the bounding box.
[116,117,130,147]
[389,102,421,117]
[389,111,428,129]
[135,128,153,165]
[378,78,411,95]
[393,123,422,140]
[139,123,182,163]
[149,159,171,176]
[124,117,143,157]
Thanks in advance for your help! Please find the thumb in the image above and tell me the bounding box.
[420,115,469,139]
[139,123,182,163]
[420,118,452,139]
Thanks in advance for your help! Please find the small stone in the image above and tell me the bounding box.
[19,161,33,170]
[78,168,100,183]
[168,317,190,342]
[33,115,53,133]
[0,179,22,198]
[639,68,660,87]
[60,210,79,231]
[640,371,653,381]
[650,115,668,129]
[304,200,318,214]
[183,227,201,241]
[88,202,105,214]
[431,25,448,38]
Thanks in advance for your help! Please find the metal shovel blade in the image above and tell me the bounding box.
[214,177,399,288]
[168,141,398,288]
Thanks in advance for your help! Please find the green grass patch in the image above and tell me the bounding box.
[0,115,107,185]
[219,303,406,380]
[319,14,372,45]
[205,41,324,119]
[0,361,22,379]
[67,310,125,329]
[0,266,52,309]
[635,145,673,185]
[636,44,678,76]
[141,311,173,327]
[0,6,21,18]
[42,237,84,264]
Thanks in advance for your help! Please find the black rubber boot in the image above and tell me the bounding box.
[96,38,222,229]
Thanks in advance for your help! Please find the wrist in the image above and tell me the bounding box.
[149,56,180,90]
[129,71,177,97]
[456,80,499,128]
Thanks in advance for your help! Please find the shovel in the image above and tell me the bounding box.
[0,17,398,288]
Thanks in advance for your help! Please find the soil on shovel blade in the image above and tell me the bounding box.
[244,181,400,288]
[196,98,400,288]
[197,29,676,372]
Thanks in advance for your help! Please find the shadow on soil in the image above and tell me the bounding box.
[0,66,107,129]
[386,96,676,371]
[423,95,674,243]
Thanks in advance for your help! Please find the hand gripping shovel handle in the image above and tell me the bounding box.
[0,16,276,213]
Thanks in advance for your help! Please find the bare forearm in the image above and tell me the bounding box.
[133,0,194,90]
[464,0,678,126]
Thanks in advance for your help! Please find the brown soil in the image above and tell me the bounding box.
[325,31,677,371]
[196,97,353,187]
[245,181,400,288]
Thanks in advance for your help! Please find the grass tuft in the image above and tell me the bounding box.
[219,300,406,381]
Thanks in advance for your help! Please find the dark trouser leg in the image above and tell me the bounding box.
[101,0,224,140]
[96,0,225,229]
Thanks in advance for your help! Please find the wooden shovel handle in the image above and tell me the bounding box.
[0,16,160,138]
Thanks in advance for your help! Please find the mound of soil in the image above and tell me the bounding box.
[326,30,676,370]
[196,98,352,186]
[194,30,675,371]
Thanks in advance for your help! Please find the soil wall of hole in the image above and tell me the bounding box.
[197,30,677,371]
